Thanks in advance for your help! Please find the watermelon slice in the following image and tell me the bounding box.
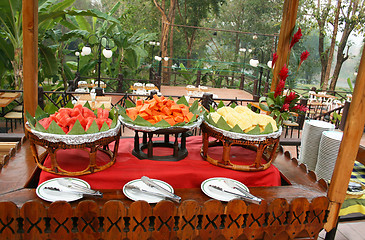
[95,118,105,130]
[82,108,96,118]
[38,117,52,130]
[29,104,116,135]
[71,107,82,117]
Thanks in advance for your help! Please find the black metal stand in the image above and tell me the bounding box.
[132,131,188,161]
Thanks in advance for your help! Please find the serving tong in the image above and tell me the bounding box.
[214,179,262,204]
[44,186,103,198]
[141,176,181,202]
[125,185,180,202]
[125,176,181,203]
[56,178,103,198]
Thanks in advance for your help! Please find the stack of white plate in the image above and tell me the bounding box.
[315,131,343,182]
[298,120,335,171]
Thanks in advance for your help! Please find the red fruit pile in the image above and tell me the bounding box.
[38,104,112,134]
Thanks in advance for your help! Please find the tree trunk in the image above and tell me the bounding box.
[329,0,359,91]
[168,9,175,85]
[161,19,169,84]
[234,33,239,62]
[153,0,176,85]
[185,29,196,69]
[322,0,342,90]
[315,0,331,87]
[318,30,328,87]
[330,53,348,91]
[329,27,352,90]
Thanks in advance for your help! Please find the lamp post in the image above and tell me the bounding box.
[75,51,80,73]
[250,48,265,100]
[239,46,252,73]
[155,55,169,77]
[81,35,113,96]
[149,41,160,68]
[265,60,273,93]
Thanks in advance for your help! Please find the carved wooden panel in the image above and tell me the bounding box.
[0,198,329,240]
[49,201,74,240]
[101,200,127,239]
[20,201,47,240]
[0,201,18,240]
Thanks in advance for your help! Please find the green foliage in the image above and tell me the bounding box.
[347,77,353,92]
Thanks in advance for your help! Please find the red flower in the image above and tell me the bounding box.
[272,52,278,67]
[299,50,310,66]
[279,64,289,81]
[281,103,290,111]
[293,104,308,112]
[284,92,296,104]
[274,79,285,98]
[290,28,302,49]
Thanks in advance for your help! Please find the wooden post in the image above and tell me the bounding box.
[324,43,365,232]
[270,0,299,92]
[22,0,38,116]
[339,101,350,131]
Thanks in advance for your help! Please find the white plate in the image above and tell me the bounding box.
[36,178,90,202]
[123,178,174,203]
[201,177,250,202]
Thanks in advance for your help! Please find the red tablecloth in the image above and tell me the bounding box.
[38,136,281,189]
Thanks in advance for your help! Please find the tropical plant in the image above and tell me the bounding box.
[260,28,310,126]
[0,0,23,89]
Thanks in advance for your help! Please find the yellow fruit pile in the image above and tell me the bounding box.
[208,106,278,133]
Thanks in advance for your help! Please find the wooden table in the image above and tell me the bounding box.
[130,86,159,92]
[0,137,329,239]
[76,96,112,110]
[307,101,328,116]
[0,92,21,115]
[312,93,337,100]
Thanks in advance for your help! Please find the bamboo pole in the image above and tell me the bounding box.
[324,43,365,231]
[22,0,38,116]
[270,0,299,92]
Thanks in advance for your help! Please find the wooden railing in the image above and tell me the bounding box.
[311,102,350,131]
[0,133,25,169]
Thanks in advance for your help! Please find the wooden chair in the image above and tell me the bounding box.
[4,106,23,132]
[282,119,300,138]
[12,105,23,112]
[308,91,317,103]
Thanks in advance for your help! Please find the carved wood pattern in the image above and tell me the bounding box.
[101,200,127,239]
[49,201,74,240]
[0,198,328,239]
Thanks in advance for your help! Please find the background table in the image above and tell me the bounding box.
[38,136,281,189]
[0,92,21,113]
[76,95,112,110]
